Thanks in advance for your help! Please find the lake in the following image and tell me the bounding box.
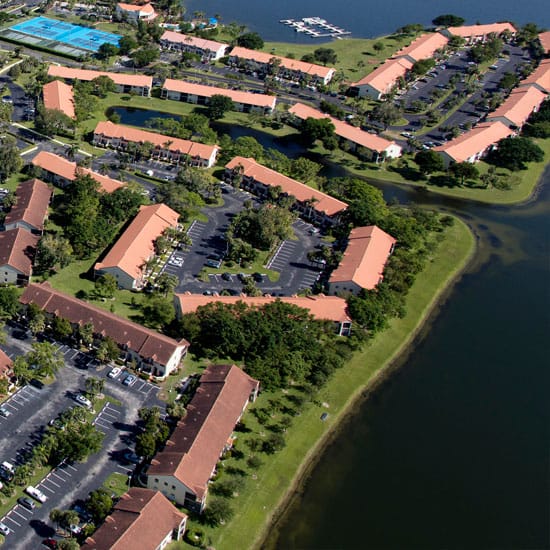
[184,0,550,42]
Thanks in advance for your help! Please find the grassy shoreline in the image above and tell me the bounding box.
[183,217,475,550]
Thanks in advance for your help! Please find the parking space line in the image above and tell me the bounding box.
[68,350,79,360]
[12,509,29,521]
[4,515,21,527]
[40,484,55,494]
[5,402,18,411]
[66,463,78,472]
[43,477,60,488]
[100,411,118,420]
[52,471,70,482]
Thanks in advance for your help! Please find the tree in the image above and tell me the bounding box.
[141,295,175,328]
[13,356,32,385]
[135,429,157,459]
[0,135,22,182]
[0,286,20,319]
[58,539,80,550]
[236,32,264,50]
[85,377,104,399]
[96,42,119,60]
[449,162,479,185]
[499,72,518,91]
[90,75,117,98]
[95,337,120,364]
[94,274,117,300]
[289,157,322,183]
[131,46,160,67]
[52,316,73,340]
[86,488,113,524]
[410,58,436,76]
[415,150,445,176]
[79,323,94,348]
[301,117,336,148]
[432,14,465,27]
[313,47,337,65]
[203,498,234,526]
[118,35,137,55]
[27,342,64,379]
[262,433,286,454]
[156,273,179,297]
[370,102,403,129]
[206,94,235,120]
[35,234,73,274]
[35,107,74,136]
[29,313,46,335]
[488,136,544,170]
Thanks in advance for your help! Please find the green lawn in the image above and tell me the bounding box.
[0,464,51,518]
[168,217,475,550]
[102,472,131,498]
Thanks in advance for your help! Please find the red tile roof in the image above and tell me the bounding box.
[0,349,13,379]
[48,65,152,89]
[160,31,227,54]
[31,151,125,193]
[394,32,449,62]
[162,78,276,109]
[0,228,39,277]
[539,31,550,54]
[20,283,188,368]
[81,488,186,550]
[3,178,52,232]
[148,364,258,500]
[351,57,413,92]
[94,121,218,163]
[95,204,179,282]
[329,225,396,290]
[42,80,75,119]
[488,85,547,127]
[175,293,352,323]
[225,156,348,217]
[229,46,335,81]
[288,103,400,154]
[520,59,550,93]
[446,22,517,38]
[433,122,515,163]
[117,2,155,15]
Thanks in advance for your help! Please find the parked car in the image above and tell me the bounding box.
[252,272,265,283]
[41,539,57,549]
[205,255,222,268]
[122,374,137,386]
[0,522,10,536]
[107,367,122,379]
[123,450,142,464]
[75,394,92,408]
[0,406,11,418]
[26,485,48,503]
[221,272,232,281]
[18,496,36,511]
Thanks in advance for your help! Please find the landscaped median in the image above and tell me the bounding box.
[166,217,475,550]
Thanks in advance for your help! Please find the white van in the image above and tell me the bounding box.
[1,461,14,474]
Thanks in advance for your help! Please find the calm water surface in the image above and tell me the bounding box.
[185,0,550,41]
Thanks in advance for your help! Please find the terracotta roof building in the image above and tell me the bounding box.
[539,31,550,55]
[0,348,13,383]
[224,156,348,225]
[329,225,396,295]
[442,22,516,43]
[42,80,75,119]
[433,121,515,166]
[147,364,259,512]
[160,31,228,61]
[288,103,402,159]
[161,79,277,114]
[81,488,186,550]
[115,2,157,23]
[394,32,449,64]
[228,46,335,85]
[520,59,550,94]
[95,204,179,290]
[0,228,39,286]
[31,151,125,193]
[48,65,152,96]
[488,85,547,128]
[20,283,189,377]
[3,178,52,234]
[93,121,218,168]
[174,293,353,336]
[351,57,413,100]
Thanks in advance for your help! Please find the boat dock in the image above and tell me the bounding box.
[279,16,351,38]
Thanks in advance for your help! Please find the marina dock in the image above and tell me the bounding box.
[279,16,351,38]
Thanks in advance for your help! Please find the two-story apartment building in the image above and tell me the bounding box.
[147,364,259,512]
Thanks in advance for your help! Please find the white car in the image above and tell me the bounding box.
[107,367,122,379]
[0,522,10,536]
[25,485,48,503]
[75,394,92,408]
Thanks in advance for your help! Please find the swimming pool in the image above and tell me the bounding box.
[9,16,121,52]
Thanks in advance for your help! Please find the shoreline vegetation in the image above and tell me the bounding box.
[173,216,475,550]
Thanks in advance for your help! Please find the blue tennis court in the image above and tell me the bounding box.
[10,16,121,52]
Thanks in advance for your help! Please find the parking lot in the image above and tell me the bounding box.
[154,185,326,296]
[0,328,162,549]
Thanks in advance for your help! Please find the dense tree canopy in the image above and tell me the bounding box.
[488,136,544,170]
[432,14,465,27]
[236,32,264,50]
